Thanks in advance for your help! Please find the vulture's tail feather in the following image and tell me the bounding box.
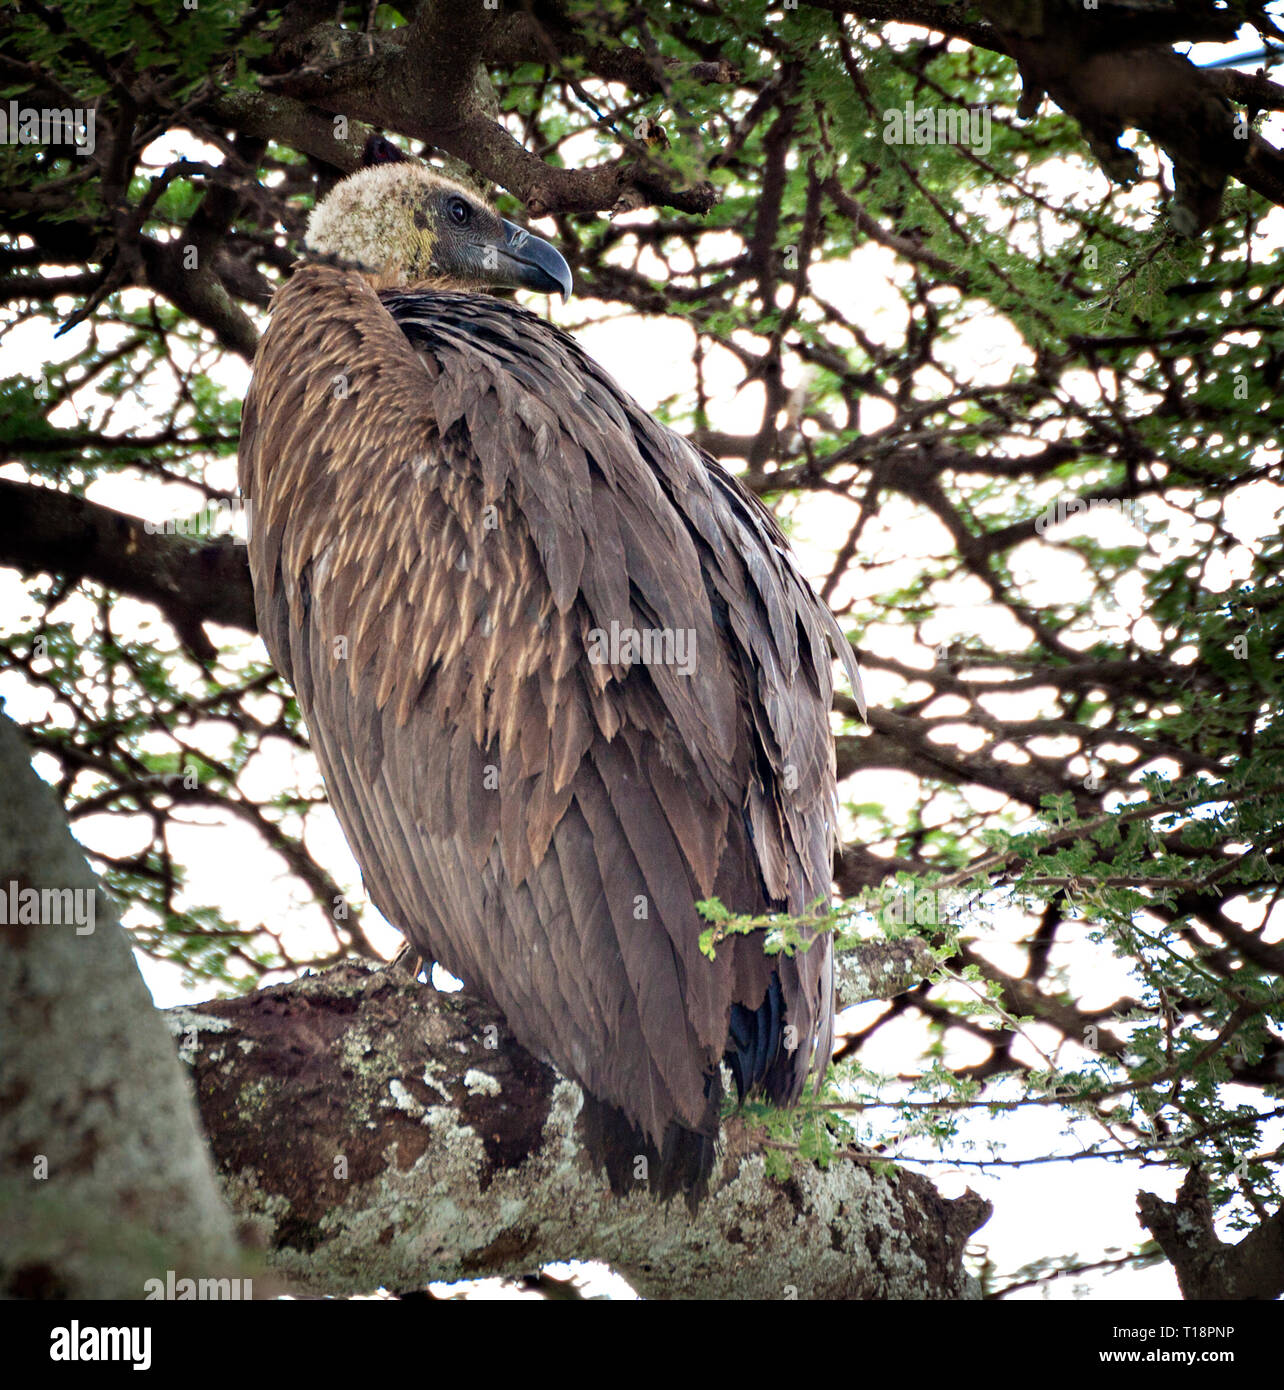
[726,973,792,1103]
[579,1092,716,1213]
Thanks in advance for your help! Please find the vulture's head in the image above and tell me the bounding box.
[305,161,573,298]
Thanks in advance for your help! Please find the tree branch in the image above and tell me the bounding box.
[171,959,988,1298]
[1138,1166,1284,1300]
[0,479,257,658]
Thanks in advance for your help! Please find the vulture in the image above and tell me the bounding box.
[238,145,865,1206]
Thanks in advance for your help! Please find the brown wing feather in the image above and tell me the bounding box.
[238,264,856,1185]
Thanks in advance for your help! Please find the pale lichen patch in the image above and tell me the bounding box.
[388,1078,426,1119]
[463,1068,501,1097]
[166,1007,234,1065]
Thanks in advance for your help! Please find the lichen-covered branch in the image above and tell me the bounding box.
[171,961,987,1299]
[1138,1168,1284,1301]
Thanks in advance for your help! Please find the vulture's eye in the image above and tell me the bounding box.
[447,197,471,227]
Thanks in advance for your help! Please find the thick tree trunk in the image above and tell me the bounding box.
[0,712,244,1299]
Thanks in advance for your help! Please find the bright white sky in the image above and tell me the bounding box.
[2,18,1283,1300]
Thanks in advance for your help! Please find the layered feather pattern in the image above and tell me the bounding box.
[238,265,863,1201]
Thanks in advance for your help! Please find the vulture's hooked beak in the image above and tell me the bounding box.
[498,219,573,300]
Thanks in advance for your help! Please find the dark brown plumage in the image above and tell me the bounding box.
[238,159,863,1204]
